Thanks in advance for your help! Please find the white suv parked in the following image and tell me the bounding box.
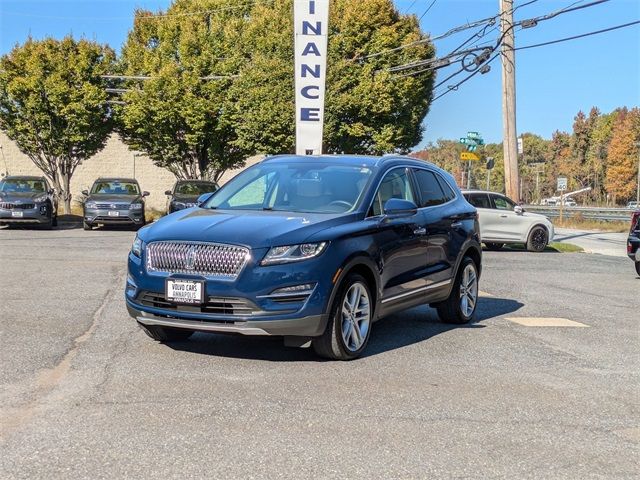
[462,190,554,252]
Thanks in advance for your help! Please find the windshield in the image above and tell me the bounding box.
[0,178,46,193]
[204,162,373,213]
[175,182,218,195]
[91,181,140,195]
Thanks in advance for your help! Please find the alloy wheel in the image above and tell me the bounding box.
[340,282,371,352]
[459,263,478,318]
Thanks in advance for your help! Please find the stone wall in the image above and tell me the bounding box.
[0,131,263,211]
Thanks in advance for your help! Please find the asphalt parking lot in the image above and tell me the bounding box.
[1,226,638,479]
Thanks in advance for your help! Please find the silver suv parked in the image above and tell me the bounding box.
[0,175,58,228]
[82,178,148,230]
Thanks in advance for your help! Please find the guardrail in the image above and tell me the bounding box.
[524,205,636,222]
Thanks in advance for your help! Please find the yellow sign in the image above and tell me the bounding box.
[460,152,480,161]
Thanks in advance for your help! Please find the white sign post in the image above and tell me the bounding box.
[557,176,568,222]
[294,0,329,155]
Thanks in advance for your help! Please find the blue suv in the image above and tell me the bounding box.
[126,155,481,360]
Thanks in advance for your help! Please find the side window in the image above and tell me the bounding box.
[412,169,447,207]
[435,175,456,202]
[466,193,491,209]
[368,168,415,217]
[492,194,516,211]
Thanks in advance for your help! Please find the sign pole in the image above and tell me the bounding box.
[294,0,330,155]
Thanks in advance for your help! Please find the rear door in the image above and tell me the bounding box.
[464,192,497,241]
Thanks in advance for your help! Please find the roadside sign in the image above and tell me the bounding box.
[517,137,523,155]
[486,157,495,170]
[460,137,469,144]
[467,131,480,139]
[467,145,477,152]
[557,176,568,192]
[461,152,480,161]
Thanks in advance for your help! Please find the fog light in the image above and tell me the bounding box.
[271,283,316,295]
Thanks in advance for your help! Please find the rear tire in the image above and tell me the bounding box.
[484,242,504,251]
[436,257,479,325]
[137,322,194,342]
[635,261,640,276]
[526,225,549,252]
[83,221,92,231]
[312,273,373,360]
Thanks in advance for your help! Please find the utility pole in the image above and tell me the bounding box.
[635,141,640,204]
[500,0,520,200]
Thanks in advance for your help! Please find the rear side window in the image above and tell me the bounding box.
[412,169,448,207]
[465,193,491,209]
[436,175,456,202]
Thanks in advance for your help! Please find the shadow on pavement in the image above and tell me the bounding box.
[165,296,524,362]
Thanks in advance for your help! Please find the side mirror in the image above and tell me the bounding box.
[142,191,150,197]
[81,190,89,196]
[196,192,215,206]
[383,198,418,217]
[514,205,524,215]
[164,190,172,196]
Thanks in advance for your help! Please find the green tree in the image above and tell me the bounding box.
[0,37,115,213]
[117,1,251,180]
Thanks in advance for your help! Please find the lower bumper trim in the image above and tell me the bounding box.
[137,315,271,335]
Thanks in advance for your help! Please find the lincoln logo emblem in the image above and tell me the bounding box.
[110,204,117,209]
[185,246,197,270]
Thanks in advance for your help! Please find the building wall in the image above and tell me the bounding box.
[0,131,262,211]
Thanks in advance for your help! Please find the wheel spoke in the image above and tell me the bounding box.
[351,321,363,348]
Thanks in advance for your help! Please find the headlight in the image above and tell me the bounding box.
[172,201,186,210]
[261,242,328,265]
[130,203,143,210]
[131,236,143,258]
[85,201,97,209]
[34,195,48,203]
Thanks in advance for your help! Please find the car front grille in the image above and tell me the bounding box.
[137,291,261,315]
[146,241,249,279]
[0,202,35,210]
[95,203,129,209]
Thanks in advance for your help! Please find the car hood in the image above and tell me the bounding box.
[522,210,552,222]
[0,191,46,202]
[171,194,200,203]
[86,194,143,203]
[140,208,354,249]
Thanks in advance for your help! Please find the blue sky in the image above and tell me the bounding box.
[1,0,639,148]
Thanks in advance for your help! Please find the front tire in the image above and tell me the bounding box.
[436,257,479,324]
[635,261,640,276]
[312,273,373,360]
[527,225,549,252]
[137,322,194,342]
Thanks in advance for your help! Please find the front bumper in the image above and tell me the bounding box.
[85,208,144,225]
[0,204,50,224]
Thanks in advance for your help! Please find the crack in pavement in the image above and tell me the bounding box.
[0,267,126,442]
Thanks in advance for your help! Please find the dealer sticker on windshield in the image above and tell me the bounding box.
[166,279,204,304]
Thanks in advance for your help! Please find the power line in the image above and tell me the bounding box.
[418,0,439,22]
[510,19,640,51]
[430,53,500,102]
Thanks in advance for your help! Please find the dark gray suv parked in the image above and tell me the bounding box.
[82,178,148,230]
[0,175,58,228]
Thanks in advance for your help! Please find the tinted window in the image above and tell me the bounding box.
[175,182,218,195]
[492,194,516,210]
[412,169,447,207]
[436,175,456,201]
[0,178,46,193]
[91,181,140,195]
[465,193,491,209]
[369,168,415,216]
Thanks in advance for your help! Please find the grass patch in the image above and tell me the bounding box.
[553,216,629,233]
[499,242,584,253]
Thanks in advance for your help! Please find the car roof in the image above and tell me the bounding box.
[260,154,438,170]
[3,175,46,181]
[94,177,139,183]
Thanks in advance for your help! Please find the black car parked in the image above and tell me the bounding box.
[165,179,219,214]
[0,175,58,228]
[82,178,148,230]
[627,210,640,276]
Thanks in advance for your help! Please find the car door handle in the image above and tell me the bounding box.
[413,227,427,236]
[500,214,508,218]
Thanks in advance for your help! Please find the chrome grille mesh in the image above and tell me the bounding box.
[146,241,249,278]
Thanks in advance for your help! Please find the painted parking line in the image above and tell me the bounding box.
[505,317,590,328]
